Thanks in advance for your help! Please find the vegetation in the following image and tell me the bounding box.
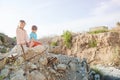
[0,75,4,80]
[88,39,97,48]
[0,35,5,43]
[62,31,72,48]
[88,29,108,34]
[91,67,103,76]
[51,42,57,46]
[0,48,7,53]
[13,37,16,41]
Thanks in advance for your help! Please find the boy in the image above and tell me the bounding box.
[29,25,41,47]
[16,20,29,46]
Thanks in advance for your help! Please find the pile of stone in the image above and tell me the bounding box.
[0,45,100,80]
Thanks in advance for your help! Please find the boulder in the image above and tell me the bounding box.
[28,70,46,80]
[39,56,48,66]
[10,69,26,80]
[69,62,76,71]
[0,68,9,77]
[27,62,37,70]
[57,64,67,71]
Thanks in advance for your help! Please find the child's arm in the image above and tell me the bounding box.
[24,30,29,43]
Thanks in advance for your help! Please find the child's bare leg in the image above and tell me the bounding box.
[29,41,34,48]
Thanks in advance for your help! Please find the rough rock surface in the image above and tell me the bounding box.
[92,65,120,80]
[0,45,100,80]
[47,32,120,66]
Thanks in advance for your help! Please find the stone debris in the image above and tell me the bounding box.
[0,45,101,80]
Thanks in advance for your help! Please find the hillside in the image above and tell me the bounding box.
[0,33,16,53]
[42,31,120,67]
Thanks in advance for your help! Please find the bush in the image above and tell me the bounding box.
[51,42,57,46]
[91,67,103,76]
[0,75,4,80]
[88,30,108,34]
[0,48,7,53]
[88,40,97,47]
[13,37,16,41]
[62,31,72,48]
[0,35,5,43]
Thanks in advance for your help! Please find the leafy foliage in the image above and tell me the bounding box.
[0,48,7,53]
[0,75,4,80]
[88,29,108,34]
[91,67,103,76]
[51,42,57,46]
[62,31,72,48]
[13,37,16,41]
[0,35,5,43]
[88,40,97,48]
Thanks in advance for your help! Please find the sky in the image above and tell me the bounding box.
[0,0,120,38]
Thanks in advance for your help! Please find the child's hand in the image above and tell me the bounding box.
[26,42,29,47]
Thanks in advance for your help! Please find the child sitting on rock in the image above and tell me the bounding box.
[16,20,29,46]
[29,25,41,47]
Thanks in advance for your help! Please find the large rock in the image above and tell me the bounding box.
[0,68,9,77]
[57,64,67,71]
[69,62,77,71]
[27,62,37,69]
[10,69,26,80]
[28,70,46,80]
[39,55,48,66]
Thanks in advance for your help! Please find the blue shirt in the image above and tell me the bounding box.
[30,32,37,40]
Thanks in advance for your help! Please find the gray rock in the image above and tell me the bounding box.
[28,70,46,80]
[69,62,76,71]
[48,67,57,74]
[57,64,67,71]
[39,56,48,66]
[0,68,9,77]
[15,57,24,66]
[94,74,100,80]
[27,62,37,69]
[10,69,26,80]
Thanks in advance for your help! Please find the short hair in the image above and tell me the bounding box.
[19,20,26,23]
[32,25,37,30]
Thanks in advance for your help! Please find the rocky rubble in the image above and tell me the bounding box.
[0,45,101,80]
